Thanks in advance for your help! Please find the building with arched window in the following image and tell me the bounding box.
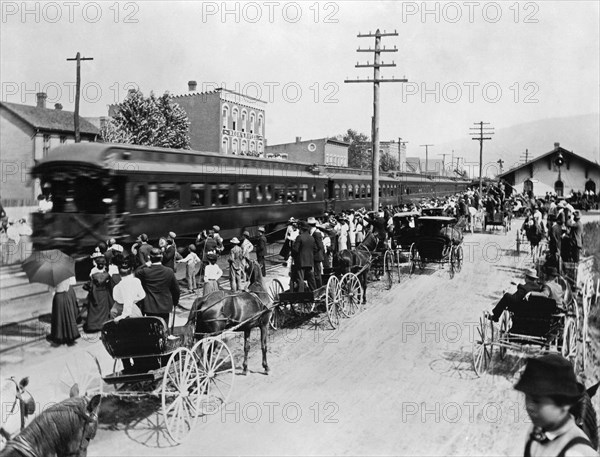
[171,83,267,156]
[498,142,600,197]
[264,137,349,166]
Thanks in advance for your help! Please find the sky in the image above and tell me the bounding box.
[1,1,599,158]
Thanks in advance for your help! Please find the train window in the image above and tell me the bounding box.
[255,185,264,203]
[299,184,308,202]
[274,184,285,203]
[341,183,347,200]
[287,185,298,203]
[334,183,340,199]
[405,187,411,195]
[379,185,383,198]
[133,184,147,209]
[265,184,273,202]
[210,183,230,206]
[191,184,205,207]
[391,185,395,197]
[367,185,371,198]
[237,184,252,205]
[311,185,317,199]
[154,183,180,210]
[348,184,354,199]
[148,184,158,210]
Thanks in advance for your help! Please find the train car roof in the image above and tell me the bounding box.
[418,216,457,222]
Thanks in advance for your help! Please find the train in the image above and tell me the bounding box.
[31,142,468,256]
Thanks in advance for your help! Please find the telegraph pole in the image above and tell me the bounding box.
[345,29,408,211]
[438,153,450,176]
[398,138,408,171]
[419,144,434,174]
[469,121,494,194]
[67,52,93,142]
[497,158,505,174]
[519,148,530,164]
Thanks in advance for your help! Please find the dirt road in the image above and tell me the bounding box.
[3,217,598,456]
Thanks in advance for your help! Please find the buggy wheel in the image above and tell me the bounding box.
[161,347,201,444]
[59,351,103,397]
[472,314,493,377]
[192,337,235,416]
[409,243,418,275]
[516,232,521,256]
[455,245,463,273]
[449,248,455,280]
[384,250,394,290]
[340,273,363,317]
[325,276,341,329]
[561,317,578,365]
[498,311,510,360]
[268,279,285,330]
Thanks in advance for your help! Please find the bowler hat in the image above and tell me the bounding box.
[307,217,318,225]
[111,244,124,253]
[242,230,250,237]
[230,237,240,244]
[137,233,148,242]
[149,248,162,260]
[514,354,584,399]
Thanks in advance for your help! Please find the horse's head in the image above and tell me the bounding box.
[245,260,266,290]
[360,232,379,252]
[64,384,102,457]
[570,382,599,450]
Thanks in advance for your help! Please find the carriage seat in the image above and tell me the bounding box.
[508,296,561,337]
[417,237,450,260]
[101,317,180,359]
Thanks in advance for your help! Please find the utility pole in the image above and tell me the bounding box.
[519,148,530,164]
[345,29,408,211]
[399,138,408,172]
[497,158,505,175]
[419,144,434,174]
[469,121,494,194]
[67,52,93,142]
[438,153,450,176]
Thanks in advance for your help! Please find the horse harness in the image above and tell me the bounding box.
[0,378,33,442]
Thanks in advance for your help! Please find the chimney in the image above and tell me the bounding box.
[54,103,63,110]
[295,136,302,144]
[188,80,197,91]
[554,142,560,150]
[36,92,47,109]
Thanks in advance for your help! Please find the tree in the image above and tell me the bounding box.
[101,89,191,149]
[343,129,371,169]
[380,151,399,172]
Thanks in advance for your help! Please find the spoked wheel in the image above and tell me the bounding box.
[561,317,578,366]
[409,243,419,275]
[192,337,235,417]
[340,273,363,317]
[449,248,455,280]
[325,276,342,329]
[383,250,395,290]
[498,311,510,360]
[59,351,104,397]
[454,245,463,273]
[268,279,285,330]
[472,314,494,377]
[161,347,201,444]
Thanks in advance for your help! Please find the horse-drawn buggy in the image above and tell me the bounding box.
[381,211,421,287]
[409,216,464,279]
[483,205,510,234]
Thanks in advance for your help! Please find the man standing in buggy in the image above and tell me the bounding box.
[515,354,598,456]
[292,221,317,292]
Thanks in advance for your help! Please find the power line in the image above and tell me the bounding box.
[419,144,434,174]
[345,29,408,211]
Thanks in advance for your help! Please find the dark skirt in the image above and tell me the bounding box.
[203,279,220,296]
[85,274,114,332]
[50,288,80,344]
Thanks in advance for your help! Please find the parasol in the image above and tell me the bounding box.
[22,249,76,287]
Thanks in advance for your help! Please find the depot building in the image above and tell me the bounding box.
[499,143,600,197]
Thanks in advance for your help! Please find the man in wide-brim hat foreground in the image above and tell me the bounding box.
[514,354,597,456]
[488,268,542,322]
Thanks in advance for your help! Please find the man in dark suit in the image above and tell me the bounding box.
[161,238,176,271]
[489,268,542,321]
[135,233,153,268]
[255,226,267,276]
[308,217,324,288]
[292,222,317,292]
[567,211,583,262]
[136,248,180,326]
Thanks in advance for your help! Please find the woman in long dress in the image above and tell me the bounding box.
[48,276,80,345]
[203,253,223,296]
[84,256,114,333]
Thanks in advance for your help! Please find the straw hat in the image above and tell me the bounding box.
[230,237,240,244]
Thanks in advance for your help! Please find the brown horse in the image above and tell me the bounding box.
[186,260,272,375]
[0,378,34,450]
[0,384,101,457]
[334,232,378,304]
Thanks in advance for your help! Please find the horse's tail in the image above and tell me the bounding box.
[186,295,208,326]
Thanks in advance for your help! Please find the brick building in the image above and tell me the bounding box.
[498,142,600,197]
[172,82,267,155]
[0,93,98,204]
[265,137,349,166]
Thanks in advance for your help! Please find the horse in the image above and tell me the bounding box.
[0,384,101,457]
[571,381,600,450]
[0,378,34,451]
[334,231,378,304]
[186,260,272,375]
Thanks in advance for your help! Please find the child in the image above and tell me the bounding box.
[203,252,223,296]
[177,244,201,293]
[514,354,597,456]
